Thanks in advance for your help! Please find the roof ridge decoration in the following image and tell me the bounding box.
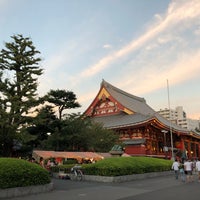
[84,80,135,117]
[99,79,156,116]
[101,79,146,103]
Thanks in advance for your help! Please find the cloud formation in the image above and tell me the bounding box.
[69,0,200,119]
[74,0,200,84]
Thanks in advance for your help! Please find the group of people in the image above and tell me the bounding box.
[39,157,57,169]
[171,158,200,183]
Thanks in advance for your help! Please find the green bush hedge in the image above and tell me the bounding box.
[0,158,51,189]
[82,157,173,176]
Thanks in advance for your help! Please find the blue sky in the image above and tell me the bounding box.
[1,0,200,119]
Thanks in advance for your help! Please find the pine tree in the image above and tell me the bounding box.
[0,34,43,156]
[45,89,81,120]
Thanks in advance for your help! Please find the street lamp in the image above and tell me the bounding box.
[167,79,174,161]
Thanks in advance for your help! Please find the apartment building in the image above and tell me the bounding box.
[157,106,200,131]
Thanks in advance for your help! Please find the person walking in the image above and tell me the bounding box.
[184,159,193,182]
[179,162,186,182]
[196,158,200,182]
[172,159,180,179]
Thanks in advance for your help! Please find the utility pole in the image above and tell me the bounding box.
[167,79,174,160]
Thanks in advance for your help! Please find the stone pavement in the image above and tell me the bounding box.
[4,174,200,200]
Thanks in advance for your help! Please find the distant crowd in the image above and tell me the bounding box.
[171,158,200,183]
[28,156,95,170]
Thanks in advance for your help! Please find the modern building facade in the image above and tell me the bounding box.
[84,80,200,160]
[158,106,200,131]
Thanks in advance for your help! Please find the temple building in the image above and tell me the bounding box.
[84,80,200,159]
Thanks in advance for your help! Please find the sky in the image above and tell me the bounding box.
[0,0,200,120]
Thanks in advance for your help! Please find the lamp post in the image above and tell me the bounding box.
[167,79,174,161]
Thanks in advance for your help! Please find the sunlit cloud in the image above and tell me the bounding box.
[72,0,200,83]
[67,0,200,117]
[115,46,200,95]
[75,48,200,115]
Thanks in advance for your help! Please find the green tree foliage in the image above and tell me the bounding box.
[37,89,81,151]
[41,113,119,152]
[22,106,58,150]
[84,122,118,152]
[0,34,118,156]
[44,89,81,120]
[0,34,43,156]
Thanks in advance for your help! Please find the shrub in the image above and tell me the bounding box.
[0,158,51,189]
[50,164,74,173]
[82,157,173,176]
[63,158,78,165]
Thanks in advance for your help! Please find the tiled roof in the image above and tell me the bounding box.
[93,80,190,133]
[84,80,194,134]
[93,112,188,132]
[93,113,150,129]
[154,112,189,132]
[101,80,156,115]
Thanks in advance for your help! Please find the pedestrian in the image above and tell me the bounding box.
[184,159,193,182]
[171,159,180,179]
[39,157,45,168]
[196,158,200,182]
[179,162,185,182]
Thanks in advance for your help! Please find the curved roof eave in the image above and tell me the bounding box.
[93,112,191,134]
[153,113,189,133]
[93,113,152,129]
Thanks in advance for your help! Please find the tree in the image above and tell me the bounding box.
[22,106,58,150]
[0,34,43,156]
[54,114,118,152]
[83,121,119,152]
[44,89,81,120]
[40,112,119,152]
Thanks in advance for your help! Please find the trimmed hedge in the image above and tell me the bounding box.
[0,158,51,189]
[82,157,173,176]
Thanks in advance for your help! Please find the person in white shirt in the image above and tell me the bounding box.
[172,159,180,179]
[184,159,193,182]
[196,159,200,182]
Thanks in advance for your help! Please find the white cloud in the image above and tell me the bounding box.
[103,44,112,49]
[37,0,200,119]
[117,49,200,96]
[72,0,200,83]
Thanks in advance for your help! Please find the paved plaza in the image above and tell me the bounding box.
[6,174,200,200]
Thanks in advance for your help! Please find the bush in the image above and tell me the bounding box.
[82,157,173,176]
[63,158,78,165]
[50,164,74,173]
[0,158,51,189]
